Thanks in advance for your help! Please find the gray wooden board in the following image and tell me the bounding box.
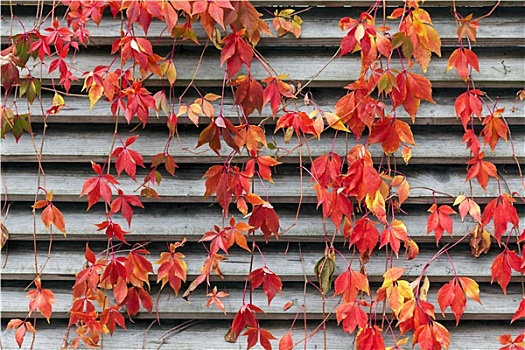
[19,49,525,89]
[3,7,524,47]
[0,282,522,320]
[12,90,524,126]
[1,319,522,350]
[2,125,523,164]
[1,164,523,204]
[4,202,521,243]
[7,0,525,6]
[1,240,522,283]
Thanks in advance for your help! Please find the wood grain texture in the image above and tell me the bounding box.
[1,241,521,283]
[3,7,524,47]
[13,90,525,126]
[1,282,521,320]
[1,164,523,204]
[6,202,520,243]
[2,126,523,164]
[2,319,522,350]
[16,49,525,89]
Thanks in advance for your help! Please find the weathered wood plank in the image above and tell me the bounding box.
[10,90,525,126]
[5,202,521,243]
[2,319,522,350]
[3,126,523,164]
[1,164,523,204]
[1,241,521,283]
[22,49,525,89]
[6,0,524,8]
[3,7,523,47]
[0,283,521,320]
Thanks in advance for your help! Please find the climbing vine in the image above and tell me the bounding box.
[1,0,523,349]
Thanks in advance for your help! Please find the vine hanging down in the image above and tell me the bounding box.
[1,0,523,349]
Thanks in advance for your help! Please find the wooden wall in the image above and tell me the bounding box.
[1,1,524,349]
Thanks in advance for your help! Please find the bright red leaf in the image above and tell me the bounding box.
[80,161,119,209]
[336,301,368,334]
[482,194,519,244]
[110,135,145,181]
[466,151,498,190]
[248,266,283,305]
[426,204,456,244]
[27,277,56,322]
[109,189,144,226]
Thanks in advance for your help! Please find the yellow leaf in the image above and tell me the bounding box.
[88,84,104,109]
[402,146,412,165]
[365,190,386,223]
[52,92,65,109]
[324,112,350,132]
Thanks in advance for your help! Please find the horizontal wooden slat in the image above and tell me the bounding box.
[5,0,524,8]
[1,164,523,204]
[3,7,523,47]
[3,125,523,164]
[1,283,521,320]
[22,49,525,89]
[6,202,521,243]
[1,319,522,350]
[1,241,521,283]
[10,90,525,126]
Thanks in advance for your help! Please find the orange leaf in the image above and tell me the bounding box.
[279,331,294,350]
[426,204,456,244]
[447,48,480,81]
[466,152,498,190]
[336,302,368,334]
[511,298,525,323]
[27,278,56,322]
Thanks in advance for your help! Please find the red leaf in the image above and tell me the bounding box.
[220,30,253,79]
[482,109,509,152]
[391,71,435,121]
[156,240,187,295]
[453,195,482,223]
[206,286,229,314]
[455,89,483,130]
[249,203,280,242]
[262,76,294,116]
[109,189,144,226]
[243,327,277,350]
[426,204,456,244]
[491,250,523,294]
[481,194,519,244]
[379,219,409,256]
[447,47,480,81]
[111,135,145,180]
[248,266,283,305]
[231,75,264,116]
[334,268,370,303]
[437,277,481,325]
[32,192,66,234]
[347,216,379,258]
[355,325,385,350]
[80,161,119,209]
[27,278,56,322]
[367,117,415,154]
[512,298,525,323]
[336,302,368,334]
[279,331,294,350]
[229,303,265,342]
[95,219,129,242]
[413,321,450,350]
[100,306,126,336]
[466,151,498,190]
